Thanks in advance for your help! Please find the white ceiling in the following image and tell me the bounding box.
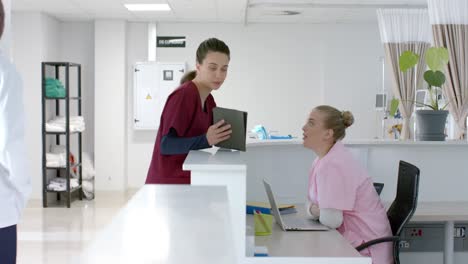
[12,0,428,24]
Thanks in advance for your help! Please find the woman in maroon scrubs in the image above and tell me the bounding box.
[145,38,232,184]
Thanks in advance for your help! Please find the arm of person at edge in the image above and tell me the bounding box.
[160,120,232,155]
[306,202,343,229]
[0,61,32,217]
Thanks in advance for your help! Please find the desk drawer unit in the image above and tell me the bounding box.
[400,223,468,252]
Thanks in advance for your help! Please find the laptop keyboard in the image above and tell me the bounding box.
[285,218,316,228]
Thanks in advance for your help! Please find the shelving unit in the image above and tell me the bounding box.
[41,62,83,208]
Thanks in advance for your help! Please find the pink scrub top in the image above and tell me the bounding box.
[145,81,216,184]
[308,141,393,264]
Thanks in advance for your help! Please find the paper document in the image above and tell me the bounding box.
[247,201,295,210]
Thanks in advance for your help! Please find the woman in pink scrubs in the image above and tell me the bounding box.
[303,105,393,264]
[146,38,232,184]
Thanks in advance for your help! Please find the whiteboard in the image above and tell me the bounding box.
[133,62,186,130]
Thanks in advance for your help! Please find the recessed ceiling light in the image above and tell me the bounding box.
[280,10,301,16]
[124,4,171,11]
[265,10,301,16]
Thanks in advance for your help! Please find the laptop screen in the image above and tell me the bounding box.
[263,179,286,228]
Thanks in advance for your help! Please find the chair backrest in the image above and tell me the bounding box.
[373,182,384,195]
[387,160,420,236]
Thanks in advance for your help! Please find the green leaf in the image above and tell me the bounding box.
[389,98,399,117]
[440,97,454,110]
[426,47,449,71]
[424,70,446,87]
[399,51,420,72]
[414,101,438,110]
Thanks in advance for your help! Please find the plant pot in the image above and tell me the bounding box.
[415,110,449,141]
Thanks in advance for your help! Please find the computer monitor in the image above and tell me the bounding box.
[415,90,427,109]
[415,88,444,110]
[375,93,387,111]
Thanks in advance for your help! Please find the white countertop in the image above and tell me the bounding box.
[248,209,362,258]
[247,201,468,258]
[183,149,247,171]
[407,202,468,222]
[79,185,236,264]
[246,138,468,147]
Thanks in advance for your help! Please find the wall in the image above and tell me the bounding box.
[12,12,61,199]
[10,16,468,263]
[12,14,96,198]
[126,23,155,188]
[244,143,468,203]
[12,13,98,198]
[41,15,61,61]
[242,142,468,264]
[126,22,384,188]
[12,12,42,200]
[321,24,383,139]
[154,23,326,136]
[41,15,62,174]
[60,22,95,157]
[12,18,389,193]
[94,20,127,191]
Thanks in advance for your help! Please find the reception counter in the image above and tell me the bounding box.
[79,185,237,264]
[247,138,468,147]
[183,149,371,264]
[244,138,468,264]
[244,139,468,204]
[82,139,467,264]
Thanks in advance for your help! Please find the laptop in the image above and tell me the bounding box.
[263,179,329,231]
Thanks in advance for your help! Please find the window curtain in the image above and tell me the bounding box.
[377,9,431,140]
[428,0,468,139]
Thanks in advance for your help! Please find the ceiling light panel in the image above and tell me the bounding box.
[125,4,171,11]
[248,0,427,8]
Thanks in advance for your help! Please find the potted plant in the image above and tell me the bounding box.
[399,47,450,141]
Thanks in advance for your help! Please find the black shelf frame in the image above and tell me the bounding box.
[45,131,82,135]
[46,163,82,170]
[45,97,82,100]
[41,62,83,208]
[46,185,82,194]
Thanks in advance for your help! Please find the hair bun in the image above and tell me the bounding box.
[342,111,354,128]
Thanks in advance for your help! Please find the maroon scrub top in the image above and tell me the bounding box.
[145,81,216,184]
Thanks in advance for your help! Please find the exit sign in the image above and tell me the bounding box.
[157,36,186,48]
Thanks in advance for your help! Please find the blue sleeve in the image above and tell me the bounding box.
[160,128,210,155]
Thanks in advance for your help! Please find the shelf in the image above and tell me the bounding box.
[42,61,83,208]
[45,97,81,100]
[45,131,82,135]
[46,163,81,170]
[46,185,82,193]
[43,62,81,67]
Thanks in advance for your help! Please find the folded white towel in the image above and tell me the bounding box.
[82,152,95,200]
[46,116,86,132]
[46,153,66,167]
[47,177,79,191]
[51,145,66,155]
[82,153,95,180]
[82,180,94,199]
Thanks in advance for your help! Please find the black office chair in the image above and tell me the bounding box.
[356,160,420,264]
[373,182,384,196]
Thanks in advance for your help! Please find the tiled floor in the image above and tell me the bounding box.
[17,190,138,264]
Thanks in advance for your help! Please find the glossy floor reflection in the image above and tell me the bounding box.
[17,190,137,264]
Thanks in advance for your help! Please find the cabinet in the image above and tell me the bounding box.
[133,62,185,130]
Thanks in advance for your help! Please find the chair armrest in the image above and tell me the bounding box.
[356,236,400,251]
